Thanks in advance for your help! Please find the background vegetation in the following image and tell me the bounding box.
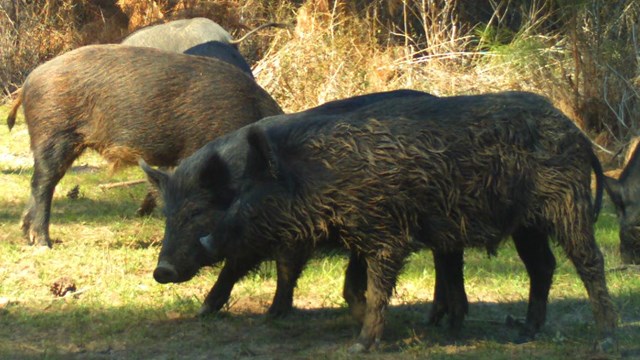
[1,0,639,162]
[1,0,639,358]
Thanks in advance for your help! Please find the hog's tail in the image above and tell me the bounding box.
[590,148,604,222]
[7,87,22,131]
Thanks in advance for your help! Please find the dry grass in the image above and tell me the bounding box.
[1,82,640,360]
[2,1,638,154]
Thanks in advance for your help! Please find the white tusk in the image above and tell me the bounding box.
[199,234,215,253]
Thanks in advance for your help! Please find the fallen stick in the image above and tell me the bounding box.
[607,264,640,272]
[98,179,147,190]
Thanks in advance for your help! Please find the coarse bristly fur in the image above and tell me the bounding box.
[145,90,616,353]
[604,141,640,265]
[144,90,435,319]
[210,91,616,352]
[9,44,283,248]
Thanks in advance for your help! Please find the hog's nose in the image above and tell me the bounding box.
[154,261,178,283]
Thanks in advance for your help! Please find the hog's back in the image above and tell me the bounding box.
[278,92,593,249]
[21,44,282,168]
[122,18,233,52]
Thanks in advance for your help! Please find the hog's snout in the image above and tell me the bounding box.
[154,260,179,284]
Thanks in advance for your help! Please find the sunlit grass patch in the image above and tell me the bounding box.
[1,103,639,359]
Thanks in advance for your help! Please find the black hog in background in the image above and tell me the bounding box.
[142,91,617,352]
[604,142,640,264]
[142,89,435,318]
[6,44,283,248]
[183,41,253,78]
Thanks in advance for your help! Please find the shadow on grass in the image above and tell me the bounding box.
[1,163,151,225]
[1,294,638,359]
[0,190,155,225]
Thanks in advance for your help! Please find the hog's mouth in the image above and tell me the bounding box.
[153,260,200,284]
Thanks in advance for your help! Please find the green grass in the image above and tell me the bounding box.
[0,105,639,359]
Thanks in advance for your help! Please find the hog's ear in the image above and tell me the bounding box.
[604,176,625,212]
[199,153,231,191]
[139,159,169,191]
[246,126,279,180]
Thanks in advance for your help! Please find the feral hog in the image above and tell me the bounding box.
[6,44,283,248]
[141,89,435,318]
[122,18,254,79]
[604,141,640,264]
[121,18,235,50]
[142,91,617,352]
[122,18,288,78]
[121,17,287,50]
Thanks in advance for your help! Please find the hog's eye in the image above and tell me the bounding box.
[213,189,236,209]
[190,208,207,218]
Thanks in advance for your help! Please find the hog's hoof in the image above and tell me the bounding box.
[38,240,53,248]
[348,339,379,353]
[447,321,463,339]
[427,303,448,326]
[513,334,535,345]
[28,233,52,248]
[427,312,445,327]
[593,336,618,354]
[197,304,214,317]
[347,343,368,354]
[505,314,523,328]
[505,315,537,344]
[266,306,292,319]
[136,193,157,217]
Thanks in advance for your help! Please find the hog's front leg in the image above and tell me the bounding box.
[199,255,261,316]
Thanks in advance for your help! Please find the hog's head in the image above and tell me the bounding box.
[200,126,302,258]
[604,175,640,265]
[140,152,237,283]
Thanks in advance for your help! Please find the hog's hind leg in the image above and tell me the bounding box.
[23,138,84,247]
[350,247,409,353]
[556,225,618,351]
[511,226,555,342]
[343,252,368,323]
[545,185,617,352]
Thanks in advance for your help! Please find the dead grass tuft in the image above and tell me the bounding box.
[1,0,639,163]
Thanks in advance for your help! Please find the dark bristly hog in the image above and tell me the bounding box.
[604,142,640,264]
[183,41,253,78]
[6,44,283,248]
[141,89,435,318]
[185,92,613,351]
[142,91,617,352]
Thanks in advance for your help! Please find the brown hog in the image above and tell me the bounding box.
[6,44,283,248]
